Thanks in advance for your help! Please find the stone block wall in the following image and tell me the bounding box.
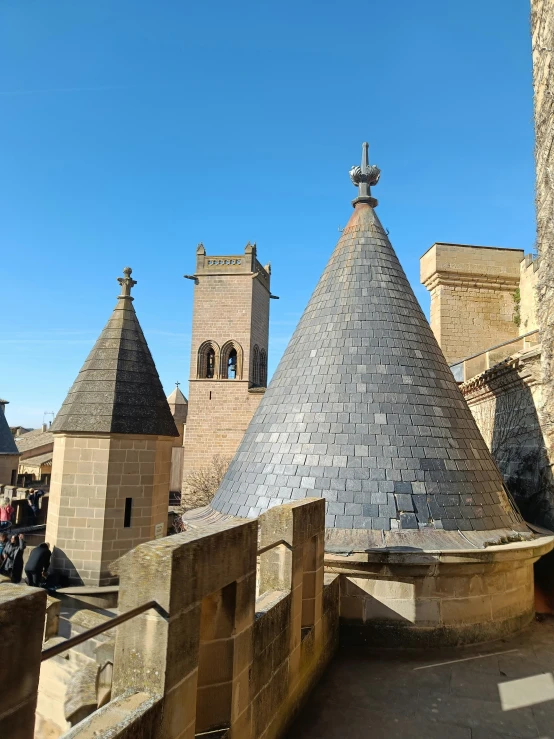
[60,498,338,739]
[420,243,523,364]
[46,433,173,585]
[182,382,264,485]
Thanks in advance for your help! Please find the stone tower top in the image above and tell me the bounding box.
[193,242,271,287]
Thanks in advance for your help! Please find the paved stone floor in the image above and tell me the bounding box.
[287,617,554,738]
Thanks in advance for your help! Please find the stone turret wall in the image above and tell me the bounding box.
[46,433,173,585]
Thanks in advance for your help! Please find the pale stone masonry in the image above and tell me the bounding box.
[46,268,178,585]
[182,242,271,496]
[532,0,554,471]
[420,243,523,364]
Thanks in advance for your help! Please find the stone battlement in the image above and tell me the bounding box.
[195,242,271,286]
[2,498,339,739]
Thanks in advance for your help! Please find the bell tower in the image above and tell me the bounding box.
[182,242,271,499]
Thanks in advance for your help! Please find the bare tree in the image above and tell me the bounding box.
[182,455,231,510]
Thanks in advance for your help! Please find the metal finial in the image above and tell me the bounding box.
[349,142,380,208]
[117,266,137,300]
[175,381,181,387]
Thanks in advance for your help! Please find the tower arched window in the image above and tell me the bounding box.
[252,345,260,386]
[260,348,268,387]
[197,341,220,379]
[220,341,243,380]
[227,348,237,379]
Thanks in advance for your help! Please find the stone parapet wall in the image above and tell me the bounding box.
[59,498,337,739]
[331,536,553,648]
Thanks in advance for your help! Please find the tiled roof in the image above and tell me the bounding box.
[212,168,523,541]
[15,428,54,453]
[51,270,179,437]
[167,386,188,405]
[20,451,53,466]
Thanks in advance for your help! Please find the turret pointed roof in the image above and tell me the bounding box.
[51,268,179,437]
[0,400,18,455]
[167,383,188,425]
[212,144,525,543]
[167,385,187,406]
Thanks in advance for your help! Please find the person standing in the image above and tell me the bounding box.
[0,498,14,529]
[24,542,51,587]
[27,489,39,525]
[0,532,7,557]
[0,534,26,583]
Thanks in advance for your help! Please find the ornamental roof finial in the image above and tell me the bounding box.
[117,266,137,300]
[349,142,380,208]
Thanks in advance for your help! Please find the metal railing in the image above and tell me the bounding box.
[41,600,163,661]
[256,539,292,557]
[41,542,292,662]
[450,330,539,383]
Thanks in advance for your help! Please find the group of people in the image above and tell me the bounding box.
[0,533,51,586]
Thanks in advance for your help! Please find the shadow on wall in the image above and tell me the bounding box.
[489,366,554,530]
[487,366,554,613]
[50,548,82,587]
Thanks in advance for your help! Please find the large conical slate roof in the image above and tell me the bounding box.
[0,401,18,455]
[52,268,178,437]
[211,145,525,544]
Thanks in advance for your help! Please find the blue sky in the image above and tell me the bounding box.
[0,0,536,428]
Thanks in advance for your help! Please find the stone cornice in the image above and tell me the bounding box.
[461,345,542,402]
[423,270,521,292]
